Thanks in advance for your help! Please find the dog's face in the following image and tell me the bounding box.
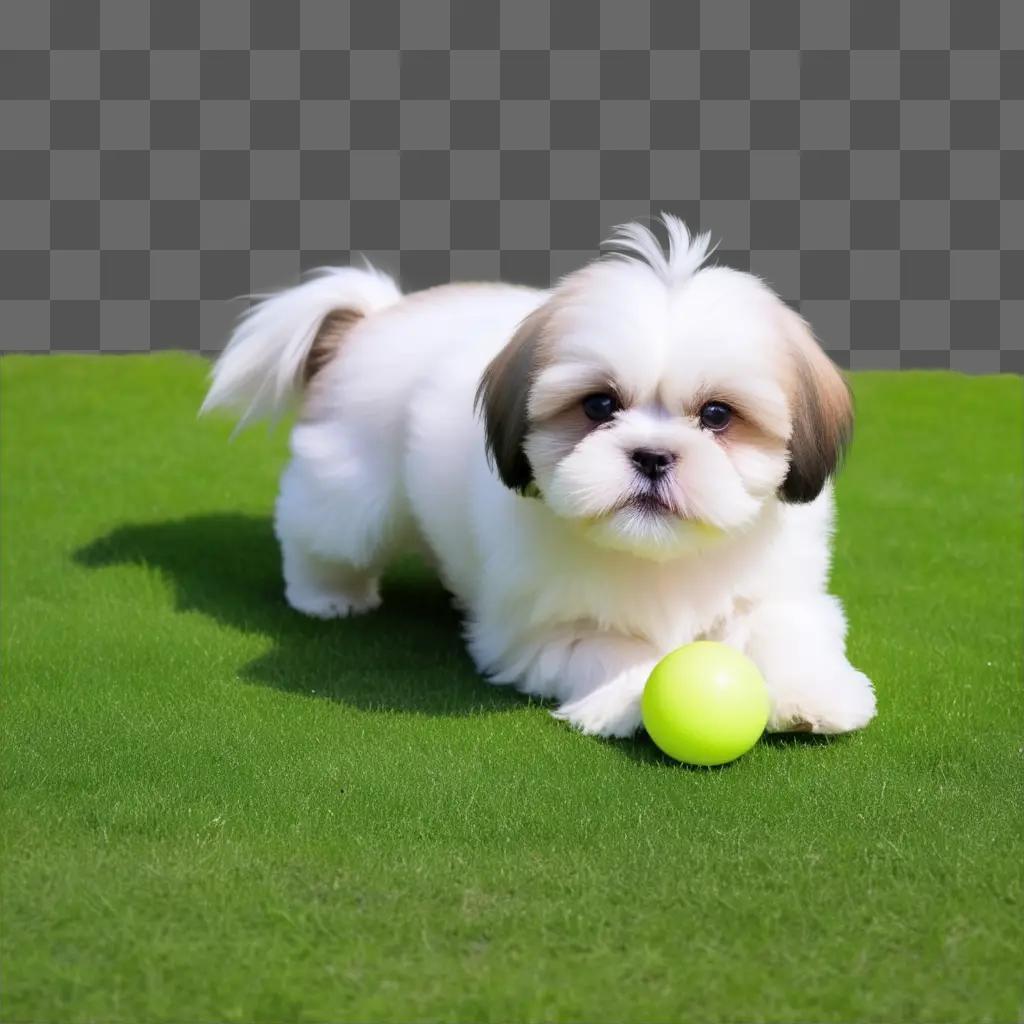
[477,219,853,560]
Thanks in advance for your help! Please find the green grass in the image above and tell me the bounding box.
[2,354,1022,1024]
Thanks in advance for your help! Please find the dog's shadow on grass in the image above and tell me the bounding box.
[75,513,526,717]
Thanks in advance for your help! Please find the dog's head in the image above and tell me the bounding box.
[476,215,852,560]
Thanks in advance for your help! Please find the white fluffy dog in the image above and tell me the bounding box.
[203,216,876,739]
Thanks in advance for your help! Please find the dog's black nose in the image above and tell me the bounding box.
[631,448,676,480]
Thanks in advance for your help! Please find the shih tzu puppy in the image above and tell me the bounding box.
[202,215,876,738]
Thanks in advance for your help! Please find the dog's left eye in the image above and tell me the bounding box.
[699,401,733,431]
[582,393,620,422]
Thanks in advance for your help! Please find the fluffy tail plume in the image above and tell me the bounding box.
[200,263,402,427]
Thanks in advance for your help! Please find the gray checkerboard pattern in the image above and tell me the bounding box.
[1,0,1022,371]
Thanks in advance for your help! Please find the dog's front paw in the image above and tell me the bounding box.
[766,665,876,735]
[552,684,644,739]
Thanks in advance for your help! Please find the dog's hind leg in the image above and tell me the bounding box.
[278,532,382,619]
[274,422,412,619]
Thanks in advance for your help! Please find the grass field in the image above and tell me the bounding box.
[2,354,1022,1023]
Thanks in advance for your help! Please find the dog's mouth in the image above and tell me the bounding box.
[620,490,679,516]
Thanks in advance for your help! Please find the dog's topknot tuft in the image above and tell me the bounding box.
[601,213,716,288]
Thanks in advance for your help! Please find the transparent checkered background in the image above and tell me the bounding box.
[1,0,1022,371]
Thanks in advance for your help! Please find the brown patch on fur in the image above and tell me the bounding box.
[528,401,605,469]
[716,414,789,465]
[543,401,600,440]
[303,307,363,384]
[687,386,790,445]
[779,308,854,503]
[475,305,554,492]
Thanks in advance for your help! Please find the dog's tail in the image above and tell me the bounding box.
[200,262,402,428]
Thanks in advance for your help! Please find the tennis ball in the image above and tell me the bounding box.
[642,642,770,766]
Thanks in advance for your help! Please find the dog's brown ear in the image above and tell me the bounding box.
[780,308,854,504]
[474,307,549,493]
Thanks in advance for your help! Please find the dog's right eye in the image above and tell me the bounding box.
[582,393,620,422]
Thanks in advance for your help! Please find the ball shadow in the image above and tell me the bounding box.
[74,514,526,717]
[607,734,737,771]
[608,729,837,769]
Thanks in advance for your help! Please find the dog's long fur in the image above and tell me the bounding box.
[203,216,876,738]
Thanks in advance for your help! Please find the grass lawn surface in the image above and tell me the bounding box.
[2,354,1023,1023]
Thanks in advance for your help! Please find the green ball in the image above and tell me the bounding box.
[642,642,770,766]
